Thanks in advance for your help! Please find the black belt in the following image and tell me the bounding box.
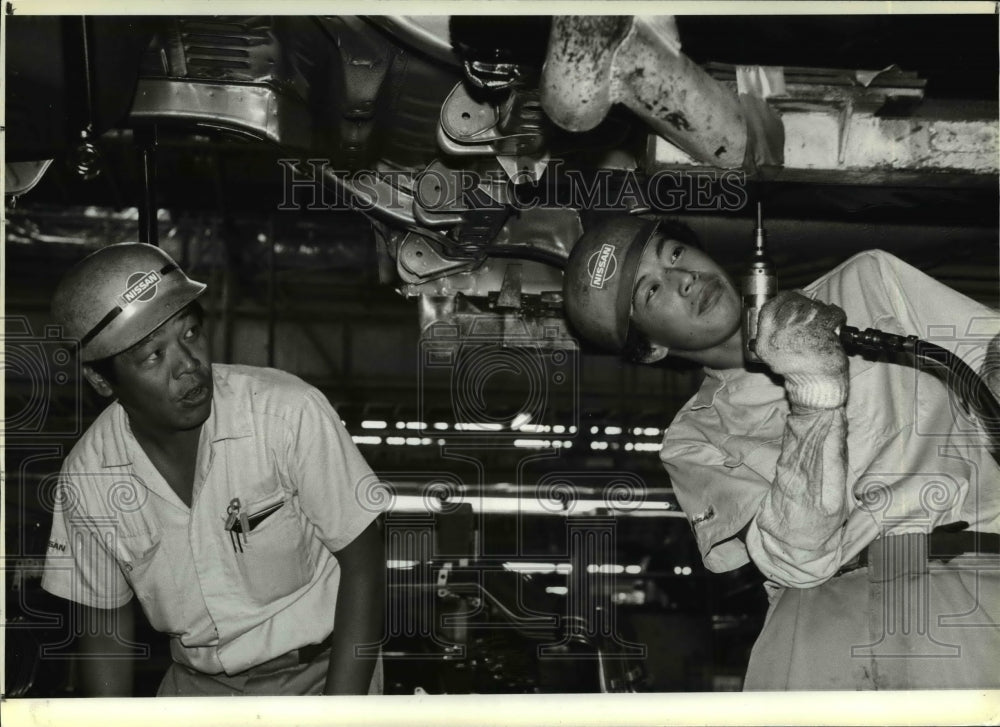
[296,632,334,664]
[836,524,1000,577]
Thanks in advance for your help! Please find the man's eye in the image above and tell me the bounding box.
[670,246,684,264]
[645,283,659,304]
[184,325,201,341]
[143,350,162,364]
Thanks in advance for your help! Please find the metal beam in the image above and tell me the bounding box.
[651,84,998,183]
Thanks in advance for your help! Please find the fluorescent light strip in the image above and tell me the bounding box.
[586,564,625,574]
[390,495,682,516]
[503,563,573,575]
[518,424,548,433]
[513,439,550,449]
[626,442,660,452]
[504,562,559,574]
[513,439,574,449]
[384,437,434,446]
[454,422,504,431]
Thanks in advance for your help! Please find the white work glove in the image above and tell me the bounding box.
[755,291,849,410]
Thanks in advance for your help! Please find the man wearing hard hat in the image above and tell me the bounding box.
[562,215,1000,689]
[42,243,385,696]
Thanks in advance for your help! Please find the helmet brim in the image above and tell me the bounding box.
[562,217,660,353]
[83,278,207,361]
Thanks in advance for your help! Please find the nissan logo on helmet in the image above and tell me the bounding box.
[587,244,618,289]
[117,270,162,308]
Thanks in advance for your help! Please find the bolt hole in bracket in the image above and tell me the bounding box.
[397,232,481,283]
[438,82,550,184]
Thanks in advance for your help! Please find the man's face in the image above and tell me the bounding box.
[629,236,741,352]
[108,305,214,435]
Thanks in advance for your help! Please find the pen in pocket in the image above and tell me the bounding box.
[247,500,285,531]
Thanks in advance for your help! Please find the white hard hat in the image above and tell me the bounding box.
[52,243,206,362]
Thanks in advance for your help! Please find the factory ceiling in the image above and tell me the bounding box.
[4,13,998,322]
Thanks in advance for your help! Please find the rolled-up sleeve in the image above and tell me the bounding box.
[286,388,385,553]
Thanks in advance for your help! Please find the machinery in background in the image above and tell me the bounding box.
[6,14,998,352]
[7,474,766,695]
[6,15,994,695]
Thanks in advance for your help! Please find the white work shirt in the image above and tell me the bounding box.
[42,364,383,675]
[661,250,1000,583]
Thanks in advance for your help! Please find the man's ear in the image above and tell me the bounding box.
[82,365,115,398]
[635,343,670,365]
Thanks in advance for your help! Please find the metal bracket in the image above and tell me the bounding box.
[319,16,394,164]
[495,263,523,312]
[440,83,504,146]
[436,561,453,598]
[397,232,480,283]
[439,83,549,183]
[463,59,525,91]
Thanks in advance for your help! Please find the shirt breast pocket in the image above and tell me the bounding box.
[237,493,314,605]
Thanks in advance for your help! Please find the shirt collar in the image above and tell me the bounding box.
[690,367,729,410]
[100,364,251,467]
[101,404,133,468]
[692,363,788,413]
[201,365,254,443]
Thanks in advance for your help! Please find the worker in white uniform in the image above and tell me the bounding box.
[42,243,386,696]
[562,215,1000,689]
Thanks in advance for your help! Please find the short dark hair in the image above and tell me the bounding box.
[86,355,118,384]
[622,327,656,364]
[84,300,205,383]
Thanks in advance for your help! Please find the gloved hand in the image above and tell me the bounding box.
[755,291,849,410]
